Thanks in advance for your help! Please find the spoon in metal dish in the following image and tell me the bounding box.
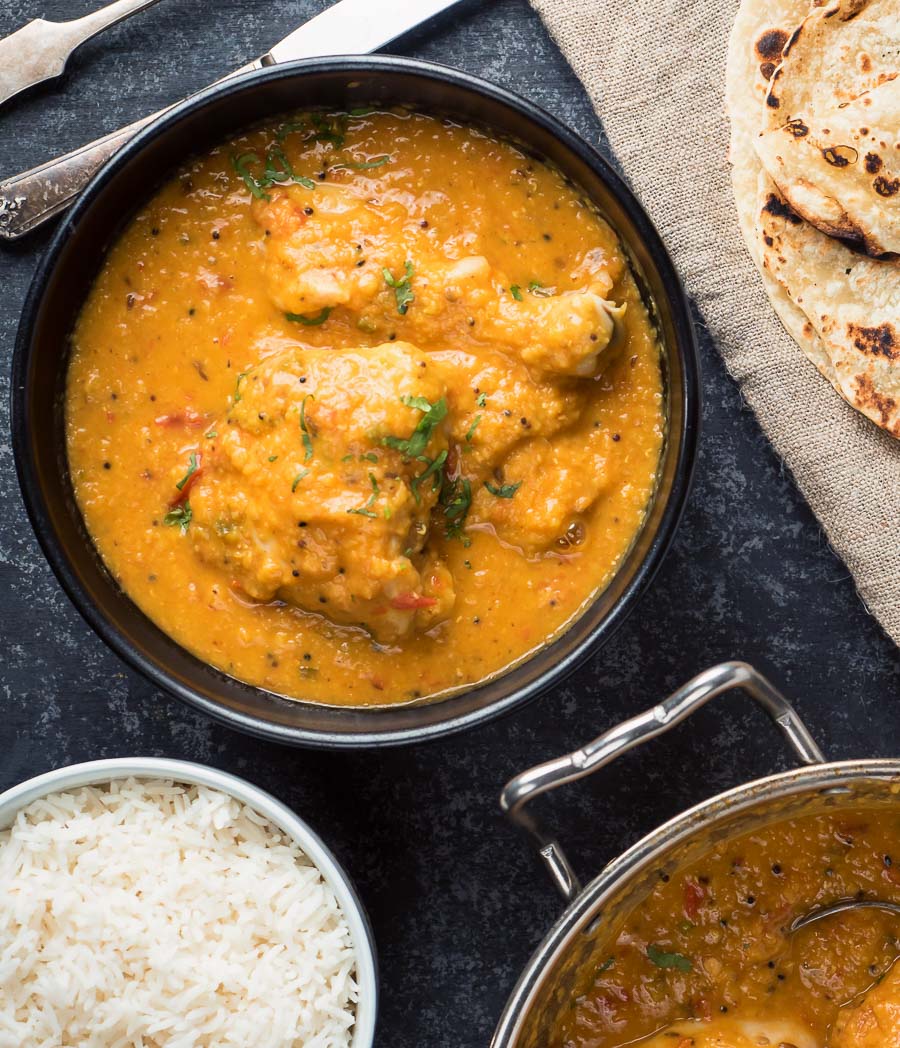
[0,0,163,110]
[790,898,900,933]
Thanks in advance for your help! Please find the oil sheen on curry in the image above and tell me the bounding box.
[66,110,663,706]
[559,807,900,1048]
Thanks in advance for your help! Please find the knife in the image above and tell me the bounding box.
[0,0,465,241]
[0,0,164,110]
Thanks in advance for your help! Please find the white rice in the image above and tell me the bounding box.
[0,779,358,1048]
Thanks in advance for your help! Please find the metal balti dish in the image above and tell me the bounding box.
[491,661,899,1048]
[0,756,378,1047]
[12,56,699,748]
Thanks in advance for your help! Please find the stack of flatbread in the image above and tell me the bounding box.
[726,0,899,438]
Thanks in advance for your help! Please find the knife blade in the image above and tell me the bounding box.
[0,0,467,241]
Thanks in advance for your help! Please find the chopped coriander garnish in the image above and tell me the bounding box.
[307,113,347,147]
[411,448,448,503]
[231,147,316,200]
[598,956,615,974]
[348,106,377,116]
[175,452,200,491]
[441,475,472,544]
[348,473,380,517]
[163,502,192,532]
[466,415,481,443]
[510,284,523,301]
[292,469,310,492]
[383,396,448,459]
[231,152,269,199]
[341,453,354,463]
[528,280,552,297]
[268,455,278,462]
[300,394,315,462]
[383,261,415,315]
[476,391,487,407]
[205,428,218,439]
[234,370,250,403]
[362,452,378,462]
[286,307,332,326]
[333,155,391,171]
[485,480,521,499]
[646,945,692,971]
[275,120,307,142]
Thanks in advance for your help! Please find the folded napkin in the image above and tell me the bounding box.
[530,0,900,647]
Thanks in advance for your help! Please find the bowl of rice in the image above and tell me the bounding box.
[0,757,377,1048]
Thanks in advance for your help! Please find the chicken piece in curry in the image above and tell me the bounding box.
[66,110,664,706]
[557,807,900,1048]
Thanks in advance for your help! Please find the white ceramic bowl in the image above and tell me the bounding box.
[0,756,378,1047]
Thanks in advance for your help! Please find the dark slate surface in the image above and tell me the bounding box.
[1,1,898,1045]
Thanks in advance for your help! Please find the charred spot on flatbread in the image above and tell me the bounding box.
[864,152,883,173]
[785,118,810,137]
[762,192,804,224]
[853,374,899,432]
[848,323,898,360]
[755,27,790,59]
[874,175,899,197]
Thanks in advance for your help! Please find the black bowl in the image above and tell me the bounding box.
[12,56,700,747]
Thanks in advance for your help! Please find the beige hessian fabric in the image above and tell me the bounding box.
[529,0,900,647]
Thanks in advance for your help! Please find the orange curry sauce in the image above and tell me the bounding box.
[66,110,663,706]
[559,808,900,1048]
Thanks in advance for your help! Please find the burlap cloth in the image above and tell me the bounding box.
[528,0,900,648]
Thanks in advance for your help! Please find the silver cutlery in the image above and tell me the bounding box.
[0,0,465,241]
[0,0,164,109]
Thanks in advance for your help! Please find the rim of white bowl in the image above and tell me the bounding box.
[0,756,378,1048]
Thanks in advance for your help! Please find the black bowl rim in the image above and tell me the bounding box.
[11,54,701,748]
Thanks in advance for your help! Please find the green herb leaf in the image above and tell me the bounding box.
[485,480,521,499]
[382,261,415,315]
[231,152,269,200]
[234,370,250,404]
[598,956,615,974]
[476,391,487,407]
[286,307,332,326]
[292,469,310,492]
[348,106,377,117]
[528,280,552,297]
[264,144,293,185]
[268,455,278,463]
[466,415,481,443]
[341,453,354,463]
[347,472,381,517]
[362,452,379,463]
[411,449,448,503]
[175,452,200,491]
[646,945,692,971]
[334,155,391,171]
[510,284,523,301]
[307,113,347,147]
[163,502,192,532]
[382,396,448,459]
[276,120,307,142]
[300,394,315,462]
[205,429,218,439]
[440,474,472,544]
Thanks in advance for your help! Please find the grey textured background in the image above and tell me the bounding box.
[0,1,898,1045]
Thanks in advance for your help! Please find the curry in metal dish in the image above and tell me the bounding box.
[559,807,900,1047]
[66,109,663,706]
